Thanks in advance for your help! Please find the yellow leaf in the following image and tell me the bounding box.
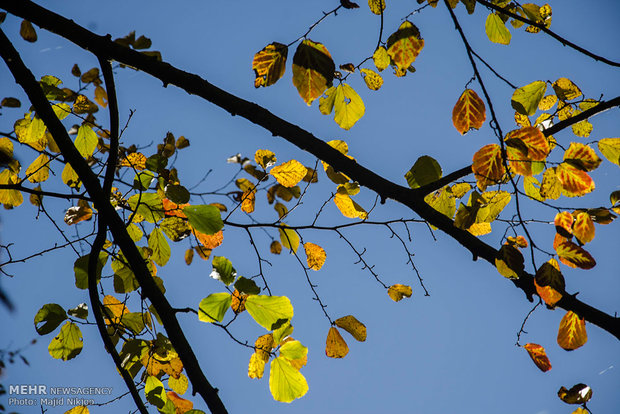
[552,77,582,101]
[538,94,557,111]
[557,101,574,121]
[249,333,274,379]
[73,94,98,114]
[292,39,335,105]
[472,144,505,191]
[387,21,424,71]
[94,85,108,108]
[270,240,282,255]
[571,115,593,138]
[563,142,601,172]
[523,343,552,372]
[334,315,366,342]
[20,20,38,42]
[0,170,24,208]
[573,212,595,244]
[269,356,309,402]
[334,191,368,219]
[598,138,620,166]
[254,149,277,168]
[556,163,595,197]
[468,222,491,236]
[540,167,562,200]
[168,373,189,395]
[387,284,412,302]
[495,243,524,279]
[452,89,486,135]
[514,111,531,128]
[279,225,300,253]
[485,13,511,45]
[15,114,46,144]
[241,189,256,213]
[360,68,383,91]
[304,242,326,270]
[511,81,547,116]
[333,83,365,130]
[25,154,50,183]
[64,407,89,414]
[557,311,587,350]
[325,327,349,358]
[368,0,385,15]
[252,42,288,88]
[120,152,147,170]
[372,46,390,72]
[270,160,307,188]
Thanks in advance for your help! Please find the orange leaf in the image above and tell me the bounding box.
[292,40,335,105]
[535,281,563,308]
[563,142,601,172]
[303,242,326,270]
[387,284,412,302]
[166,391,193,414]
[523,343,552,372]
[557,311,587,351]
[505,144,533,176]
[241,189,256,213]
[231,289,248,314]
[556,163,595,197]
[452,89,486,134]
[334,315,366,342]
[534,261,565,307]
[505,127,550,161]
[252,42,288,88]
[120,152,147,171]
[249,334,274,379]
[325,327,349,358]
[270,160,308,188]
[472,144,505,191]
[495,243,524,279]
[162,198,189,218]
[556,241,596,269]
[64,205,93,225]
[193,229,224,250]
[386,21,424,71]
[507,235,528,248]
[554,211,574,238]
[572,212,595,244]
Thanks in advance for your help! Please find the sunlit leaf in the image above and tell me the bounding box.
[241,189,256,214]
[405,155,442,189]
[48,321,83,361]
[168,373,189,395]
[25,154,50,183]
[254,149,277,169]
[245,295,294,331]
[368,0,385,15]
[148,228,171,266]
[571,115,593,138]
[333,83,365,130]
[557,311,587,350]
[360,68,383,91]
[334,315,366,342]
[495,243,524,279]
[556,241,596,269]
[556,163,594,197]
[540,167,562,200]
[598,138,620,166]
[552,77,582,101]
[557,383,592,405]
[563,142,601,172]
[387,21,424,71]
[253,42,288,88]
[304,242,326,270]
[485,13,511,45]
[120,152,147,170]
[511,81,546,116]
[573,212,595,244]
[183,204,223,235]
[387,284,412,302]
[64,204,93,225]
[166,391,193,413]
[452,89,486,134]
[279,340,308,361]
[472,143,505,191]
[0,170,23,207]
[269,356,308,402]
[145,375,167,408]
[325,327,349,358]
[278,225,300,253]
[270,160,308,188]
[534,261,565,307]
[538,94,557,111]
[334,191,368,219]
[372,46,390,72]
[127,193,164,223]
[210,256,236,285]
[34,303,67,335]
[198,293,232,323]
[523,343,552,372]
[292,39,335,105]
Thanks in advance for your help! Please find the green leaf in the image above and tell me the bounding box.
[272,321,294,345]
[160,216,191,242]
[485,13,511,45]
[234,276,261,295]
[67,303,88,320]
[279,340,308,360]
[119,339,148,379]
[126,223,144,242]
[511,81,547,116]
[73,252,108,290]
[183,205,223,235]
[278,225,300,253]
[112,257,139,293]
[424,186,456,228]
[405,155,442,189]
[145,375,167,408]
[477,191,512,223]
[211,256,236,285]
[48,321,83,360]
[145,154,168,173]
[128,193,165,223]
[51,103,71,120]
[198,293,232,323]
[165,184,190,204]
[269,356,309,402]
[133,170,155,191]
[75,125,98,158]
[121,312,147,334]
[245,295,294,331]
[34,303,67,335]
[148,228,171,266]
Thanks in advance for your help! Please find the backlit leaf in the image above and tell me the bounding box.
[524,176,545,201]
[523,343,552,372]
[304,242,326,270]
[128,193,164,223]
[334,191,368,219]
[249,334,274,379]
[64,205,93,225]
[477,190,511,223]
[405,155,442,189]
[48,321,83,361]
[25,154,50,183]
[557,311,587,350]
[145,376,167,408]
[495,243,524,279]
[270,240,282,255]
[540,167,562,200]
[269,356,309,402]
[360,68,383,91]
[252,42,287,88]
[552,77,582,101]
[34,303,67,335]
[325,327,349,358]
[241,189,256,213]
[120,152,147,170]
[168,373,188,395]
[270,160,308,187]
[160,217,190,242]
[148,228,171,266]
[0,170,24,207]
[556,241,596,269]
[556,163,594,197]
[20,20,37,42]
[333,83,365,130]
[387,21,424,71]
[245,295,294,331]
[387,284,412,302]
[372,46,390,72]
[506,126,550,161]
[452,89,486,134]
[334,315,366,342]
[368,0,385,15]
[538,94,557,110]
[424,186,456,224]
[166,391,193,413]
[563,142,601,171]
[65,407,89,414]
[598,138,620,166]
[279,225,300,253]
[198,293,232,323]
[231,290,247,314]
[472,143,505,191]
[485,13,511,45]
[255,149,277,169]
[183,204,223,235]
[558,383,592,405]
[571,116,592,138]
[292,39,335,105]
[511,81,547,116]
[535,261,565,307]
[279,340,308,361]
[210,256,236,285]
[194,229,224,250]
[573,212,595,244]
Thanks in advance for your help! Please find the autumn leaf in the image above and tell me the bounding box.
[63,204,93,225]
[452,89,486,134]
[485,13,511,45]
[252,42,288,88]
[554,211,573,237]
[325,327,349,358]
[563,142,601,172]
[166,391,193,414]
[360,68,383,91]
[597,138,620,166]
[405,155,442,189]
[270,160,307,187]
[386,21,424,72]
[511,80,546,115]
[372,46,390,72]
[555,241,596,269]
[304,242,326,270]
[292,39,335,105]
[25,154,50,183]
[472,143,505,191]
[495,243,524,279]
[249,333,274,379]
[254,149,277,169]
[523,343,552,372]
[269,356,308,402]
[387,284,412,302]
[279,225,300,253]
[334,315,366,342]
[557,383,592,405]
[573,212,595,244]
[241,189,256,213]
[120,152,147,170]
[48,321,83,361]
[556,162,595,197]
[20,20,38,42]
[368,0,385,15]
[319,83,365,130]
[552,77,582,101]
[193,229,223,250]
[334,191,368,219]
[557,311,587,350]
[534,261,565,307]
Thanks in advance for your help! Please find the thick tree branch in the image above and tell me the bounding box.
[0,27,228,414]
[1,1,618,340]
[476,0,620,67]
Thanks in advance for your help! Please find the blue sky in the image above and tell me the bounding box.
[1,1,619,413]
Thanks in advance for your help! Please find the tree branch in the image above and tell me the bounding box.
[0,183,90,201]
